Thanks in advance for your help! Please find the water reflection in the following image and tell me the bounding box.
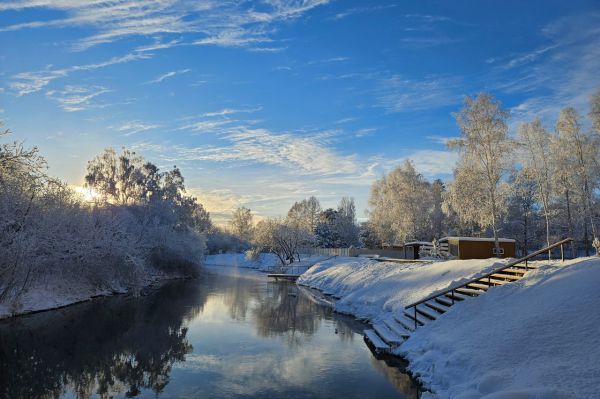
[0,282,204,399]
[0,268,421,399]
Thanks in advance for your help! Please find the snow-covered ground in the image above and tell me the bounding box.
[0,270,177,320]
[298,256,600,398]
[298,256,508,321]
[204,252,329,272]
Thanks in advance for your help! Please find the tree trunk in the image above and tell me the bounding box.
[566,190,576,257]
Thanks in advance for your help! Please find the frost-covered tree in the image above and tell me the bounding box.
[336,197,359,246]
[518,118,554,256]
[446,93,514,255]
[554,107,600,255]
[431,179,445,239]
[287,196,321,233]
[230,206,253,242]
[368,160,434,244]
[590,88,600,135]
[252,218,310,265]
[505,170,539,256]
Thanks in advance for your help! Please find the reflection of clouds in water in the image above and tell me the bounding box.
[175,346,360,396]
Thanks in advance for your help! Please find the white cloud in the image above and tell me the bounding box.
[376,75,461,112]
[146,69,190,84]
[0,0,330,51]
[45,85,110,111]
[387,149,458,177]
[201,107,262,117]
[331,5,397,21]
[115,120,160,136]
[355,128,377,138]
[10,52,150,95]
[169,126,358,176]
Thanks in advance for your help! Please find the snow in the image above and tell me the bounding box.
[400,257,600,398]
[0,270,173,320]
[298,255,600,398]
[298,256,508,321]
[204,252,330,272]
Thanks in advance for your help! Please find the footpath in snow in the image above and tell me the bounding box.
[298,256,600,398]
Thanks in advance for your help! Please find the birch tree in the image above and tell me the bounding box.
[554,107,600,255]
[230,206,253,242]
[368,160,434,243]
[447,93,514,255]
[518,118,554,257]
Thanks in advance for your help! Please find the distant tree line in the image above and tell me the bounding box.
[368,91,600,256]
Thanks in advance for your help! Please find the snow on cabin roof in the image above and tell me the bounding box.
[440,236,516,243]
[404,241,432,246]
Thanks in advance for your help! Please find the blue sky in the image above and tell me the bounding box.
[1,1,599,224]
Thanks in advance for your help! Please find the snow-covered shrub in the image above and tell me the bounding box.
[0,135,209,308]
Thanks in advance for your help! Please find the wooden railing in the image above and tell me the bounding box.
[404,237,573,329]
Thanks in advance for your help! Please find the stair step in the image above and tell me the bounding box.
[455,287,484,296]
[444,291,468,301]
[512,263,538,270]
[364,329,390,351]
[502,268,527,275]
[394,314,416,332]
[467,282,490,291]
[373,323,404,345]
[479,277,509,286]
[425,301,449,314]
[490,273,522,281]
[403,310,429,326]
[416,306,439,320]
[434,296,454,307]
[383,318,411,338]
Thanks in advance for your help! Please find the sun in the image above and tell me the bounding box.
[72,185,101,202]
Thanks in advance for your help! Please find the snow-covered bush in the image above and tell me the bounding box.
[0,134,209,308]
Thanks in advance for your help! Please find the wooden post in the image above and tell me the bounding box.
[414,306,418,330]
[561,243,564,262]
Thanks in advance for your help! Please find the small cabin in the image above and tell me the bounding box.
[404,241,432,260]
[439,237,516,259]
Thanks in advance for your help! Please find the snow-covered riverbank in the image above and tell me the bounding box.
[0,272,189,320]
[204,252,329,272]
[298,256,600,398]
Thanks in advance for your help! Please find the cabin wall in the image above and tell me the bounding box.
[457,241,516,259]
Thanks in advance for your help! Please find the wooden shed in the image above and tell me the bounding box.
[439,237,516,259]
[403,241,432,260]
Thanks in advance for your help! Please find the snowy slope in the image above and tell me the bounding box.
[204,252,328,272]
[399,257,600,399]
[297,256,508,321]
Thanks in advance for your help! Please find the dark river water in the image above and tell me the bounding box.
[0,266,421,399]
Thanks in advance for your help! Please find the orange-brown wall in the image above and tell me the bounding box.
[457,240,516,259]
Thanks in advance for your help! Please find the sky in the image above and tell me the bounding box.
[1,0,599,224]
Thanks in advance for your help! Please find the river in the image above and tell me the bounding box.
[0,266,422,398]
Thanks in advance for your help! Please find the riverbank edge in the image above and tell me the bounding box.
[296,280,430,395]
[0,271,197,321]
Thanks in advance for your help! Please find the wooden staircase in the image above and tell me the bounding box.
[363,238,573,353]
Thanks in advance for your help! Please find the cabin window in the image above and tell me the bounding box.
[492,247,505,255]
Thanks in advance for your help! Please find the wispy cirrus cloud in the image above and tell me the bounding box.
[146,69,190,84]
[115,120,161,136]
[376,74,461,113]
[331,5,397,21]
[169,126,358,176]
[0,0,330,51]
[45,85,111,112]
[10,52,150,96]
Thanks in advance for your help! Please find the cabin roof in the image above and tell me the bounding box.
[440,236,516,243]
